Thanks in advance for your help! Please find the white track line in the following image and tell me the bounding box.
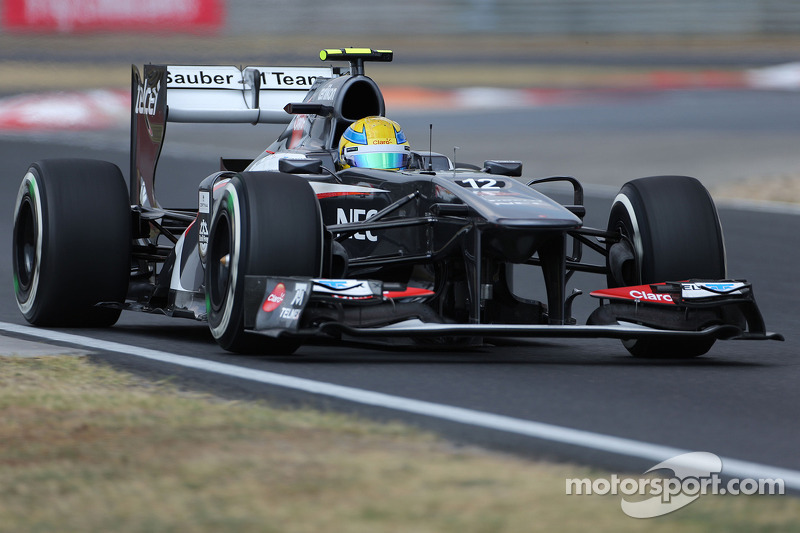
[1,320,798,489]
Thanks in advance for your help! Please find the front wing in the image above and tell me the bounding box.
[242,276,783,344]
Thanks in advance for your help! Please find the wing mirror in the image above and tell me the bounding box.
[278,158,323,175]
[483,160,522,177]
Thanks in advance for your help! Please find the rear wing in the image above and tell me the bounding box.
[130,63,335,207]
[165,65,335,124]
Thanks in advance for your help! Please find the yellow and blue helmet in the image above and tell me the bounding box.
[339,116,410,170]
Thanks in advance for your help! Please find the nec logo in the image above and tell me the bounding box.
[336,208,378,242]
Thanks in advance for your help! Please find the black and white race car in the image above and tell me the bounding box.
[12,48,783,357]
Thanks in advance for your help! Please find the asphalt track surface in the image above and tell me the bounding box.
[0,90,798,483]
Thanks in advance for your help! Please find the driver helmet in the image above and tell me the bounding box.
[339,116,410,170]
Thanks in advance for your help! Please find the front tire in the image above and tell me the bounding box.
[13,159,131,327]
[205,173,323,354]
[605,175,726,358]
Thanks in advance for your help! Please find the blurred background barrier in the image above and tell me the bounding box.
[1,0,223,33]
[227,0,800,36]
[2,0,800,36]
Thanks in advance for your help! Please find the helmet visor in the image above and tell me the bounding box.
[343,145,410,170]
[346,152,410,170]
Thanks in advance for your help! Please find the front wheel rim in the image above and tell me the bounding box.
[14,197,37,293]
[208,212,232,314]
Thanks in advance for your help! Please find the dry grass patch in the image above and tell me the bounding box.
[0,355,797,533]
[712,174,800,205]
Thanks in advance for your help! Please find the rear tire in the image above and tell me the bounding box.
[205,173,323,354]
[605,175,726,358]
[13,159,131,327]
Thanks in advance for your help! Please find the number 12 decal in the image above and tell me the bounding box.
[457,178,502,190]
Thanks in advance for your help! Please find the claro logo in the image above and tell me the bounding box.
[262,283,286,312]
[629,289,673,303]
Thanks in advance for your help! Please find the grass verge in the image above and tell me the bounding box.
[1,355,797,532]
[712,174,800,205]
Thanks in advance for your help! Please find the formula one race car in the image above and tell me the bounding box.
[12,48,783,357]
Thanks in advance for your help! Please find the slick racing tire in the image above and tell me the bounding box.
[205,172,323,354]
[605,175,726,358]
[13,159,131,327]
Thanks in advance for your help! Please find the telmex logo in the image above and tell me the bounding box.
[134,81,160,116]
[629,290,673,303]
[684,283,736,291]
[681,282,745,299]
[317,280,354,290]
